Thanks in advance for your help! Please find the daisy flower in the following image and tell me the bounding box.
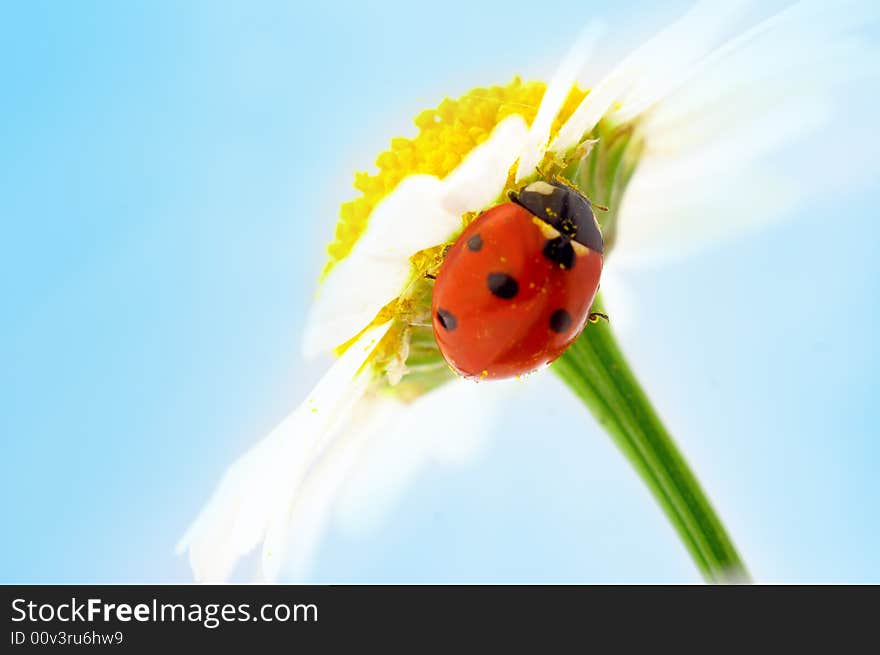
[178,0,879,583]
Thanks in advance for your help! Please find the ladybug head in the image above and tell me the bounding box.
[509,181,604,254]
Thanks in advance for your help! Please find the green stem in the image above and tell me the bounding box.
[553,294,750,583]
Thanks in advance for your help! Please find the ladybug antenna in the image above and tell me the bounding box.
[552,173,576,188]
[592,202,610,212]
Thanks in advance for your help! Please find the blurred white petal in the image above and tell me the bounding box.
[596,264,638,336]
[614,0,880,263]
[177,322,390,583]
[262,396,399,581]
[615,164,800,266]
[333,378,516,539]
[256,378,518,581]
[550,0,750,154]
[515,22,604,181]
[303,116,530,358]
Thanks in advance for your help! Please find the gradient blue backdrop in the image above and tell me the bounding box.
[2,0,878,583]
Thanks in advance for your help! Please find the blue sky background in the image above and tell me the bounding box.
[2,0,878,583]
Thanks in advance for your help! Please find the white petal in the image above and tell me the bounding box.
[636,1,880,137]
[262,378,517,580]
[266,377,519,581]
[514,22,605,181]
[302,175,454,359]
[333,377,516,539]
[443,115,529,214]
[262,396,399,581]
[615,161,802,265]
[596,264,638,336]
[303,116,531,358]
[177,321,391,583]
[550,0,752,154]
[614,0,880,263]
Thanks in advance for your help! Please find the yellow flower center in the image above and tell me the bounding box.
[324,77,588,277]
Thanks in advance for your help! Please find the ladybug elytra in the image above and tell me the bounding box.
[431,180,604,380]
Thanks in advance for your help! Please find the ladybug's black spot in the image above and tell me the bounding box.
[549,309,573,333]
[487,272,519,299]
[543,237,575,269]
[467,233,483,252]
[436,308,457,331]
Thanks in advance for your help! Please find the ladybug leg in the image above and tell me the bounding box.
[588,312,609,324]
[424,273,436,280]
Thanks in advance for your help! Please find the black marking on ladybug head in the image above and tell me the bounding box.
[467,233,483,252]
[436,308,457,331]
[487,272,519,299]
[510,180,603,254]
[543,236,575,270]
[549,309,572,333]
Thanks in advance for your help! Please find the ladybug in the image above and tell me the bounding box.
[431,180,604,380]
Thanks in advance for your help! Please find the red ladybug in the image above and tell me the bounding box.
[431,180,604,380]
